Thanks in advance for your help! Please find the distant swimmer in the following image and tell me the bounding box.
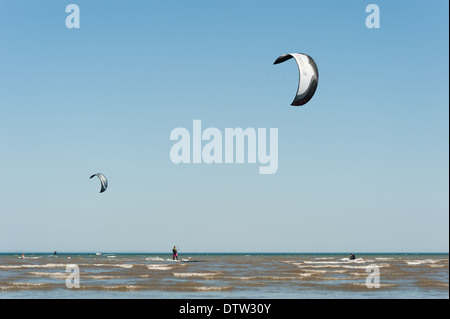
[349,253,356,260]
[21,253,25,260]
[172,246,178,261]
[67,256,71,260]
[54,251,57,256]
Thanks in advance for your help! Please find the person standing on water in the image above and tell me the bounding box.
[172,246,178,260]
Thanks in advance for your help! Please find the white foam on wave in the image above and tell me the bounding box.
[194,286,232,291]
[229,275,301,281]
[320,276,348,281]
[165,258,191,262]
[305,269,347,274]
[146,257,164,261]
[304,258,366,264]
[339,258,366,263]
[28,271,67,279]
[351,282,397,288]
[91,263,133,268]
[406,259,439,265]
[11,282,49,286]
[261,276,299,280]
[112,263,133,269]
[375,258,394,261]
[0,263,67,269]
[229,276,252,281]
[342,263,390,269]
[0,282,54,290]
[290,262,305,267]
[298,258,385,270]
[173,272,219,278]
[299,269,347,276]
[341,265,370,269]
[88,275,124,279]
[303,269,327,274]
[147,264,173,270]
[304,260,344,264]
[349,272,369,277]
[300,264,347,268]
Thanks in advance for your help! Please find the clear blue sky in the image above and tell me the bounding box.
[0,1,448,253]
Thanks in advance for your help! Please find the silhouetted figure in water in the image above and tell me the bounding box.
[172,246,178,260]
[349,253,356,260]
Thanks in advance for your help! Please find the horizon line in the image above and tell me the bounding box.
[1,251,448,254]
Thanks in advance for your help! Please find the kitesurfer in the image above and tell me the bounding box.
[172,246,178,260]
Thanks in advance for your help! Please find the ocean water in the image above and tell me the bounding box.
[0,253,448,299]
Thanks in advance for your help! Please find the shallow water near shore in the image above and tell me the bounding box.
[0,253,448,299]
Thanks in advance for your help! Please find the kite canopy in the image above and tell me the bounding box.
[90,173,108,193]
[273,53,318,106]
